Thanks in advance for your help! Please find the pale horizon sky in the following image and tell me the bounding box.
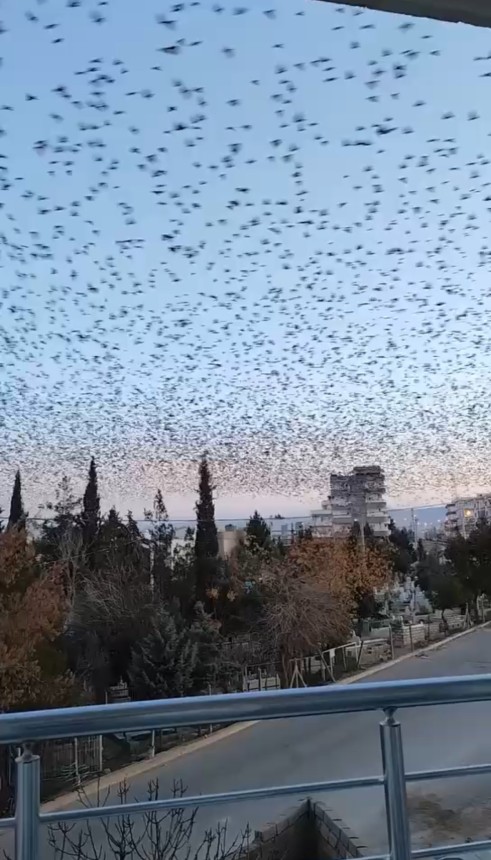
[0,469,461,523]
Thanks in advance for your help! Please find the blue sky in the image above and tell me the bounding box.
[2,1,491,518]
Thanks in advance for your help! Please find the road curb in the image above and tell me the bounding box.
[42,620,489,812]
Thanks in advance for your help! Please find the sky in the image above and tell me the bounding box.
[2,1,491,518]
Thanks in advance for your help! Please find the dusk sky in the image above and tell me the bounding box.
[1,0,491,519]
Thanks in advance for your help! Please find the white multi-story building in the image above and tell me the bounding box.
[311,498,332,536]
[445,494,491,537]
[311,465,389,539]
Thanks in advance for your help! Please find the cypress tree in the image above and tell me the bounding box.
[8,470,25,530]
[194,455,218,602]
[81,457,100,560]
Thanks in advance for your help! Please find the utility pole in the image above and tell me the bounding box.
[351,476,367,570]
[359,502,367,560]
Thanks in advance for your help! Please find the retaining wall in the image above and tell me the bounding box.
[233,799,364,860]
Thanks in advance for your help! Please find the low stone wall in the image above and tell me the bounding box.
[234,799,364,860]
[249,801,312,860]
[312,801,364,860]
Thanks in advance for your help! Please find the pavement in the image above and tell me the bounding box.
[4,627,491,859]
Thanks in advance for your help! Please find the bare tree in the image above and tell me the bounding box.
[59,526,85,622]
[45,779,253,860]
[259,568,351,687]
[255,537,391,687]
[66,564,157,700]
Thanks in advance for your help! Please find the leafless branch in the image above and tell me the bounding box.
[47,778,253,860]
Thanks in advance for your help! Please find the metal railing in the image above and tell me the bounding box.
[2,673,491,860]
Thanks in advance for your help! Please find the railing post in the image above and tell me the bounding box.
[97,734,103,774]
[379,718,392,853]
[380,709,411,860]
[15,745,40,860]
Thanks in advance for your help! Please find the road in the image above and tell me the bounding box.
[3,628,491,859]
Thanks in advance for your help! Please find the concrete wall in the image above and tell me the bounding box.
[233,799,364,860]
[314,0,491,29]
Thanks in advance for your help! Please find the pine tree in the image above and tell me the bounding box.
[95,507,126,569]
[39,475,80,563]
[169,527,196,616]
[147,489,174,597]
[417,538,426,563]
[388,518,416,577]
[189,601,231,693]
[194,455,218,602]
[127,511,150,577]
[80,457,100,561]
[128,607,197,700]
[245,511,271,551]
[8,470,25,530]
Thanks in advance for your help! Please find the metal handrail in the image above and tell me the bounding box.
[1,671,491,744]
[3,673,491,860]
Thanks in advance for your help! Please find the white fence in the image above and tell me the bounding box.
[242,612,469,692]
[40,735,103,787]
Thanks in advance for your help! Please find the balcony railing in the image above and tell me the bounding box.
[2,674,491,860]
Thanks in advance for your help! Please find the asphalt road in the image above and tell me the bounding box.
[4,628,491,859]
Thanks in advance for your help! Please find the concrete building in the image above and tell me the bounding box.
[315,0,491,29]
[332,466,389,538]
[311,466,389,539]
[170,524,245,560]
[217,524,245,558]
[445,494,491,537]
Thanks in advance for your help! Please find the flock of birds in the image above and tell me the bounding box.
[1,0,491,512]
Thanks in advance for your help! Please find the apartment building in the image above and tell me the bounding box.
[310,498,332,537]
[445,494,491,537]
[311,465,389,538]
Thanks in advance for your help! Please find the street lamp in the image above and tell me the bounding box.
[462,508,473,539]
